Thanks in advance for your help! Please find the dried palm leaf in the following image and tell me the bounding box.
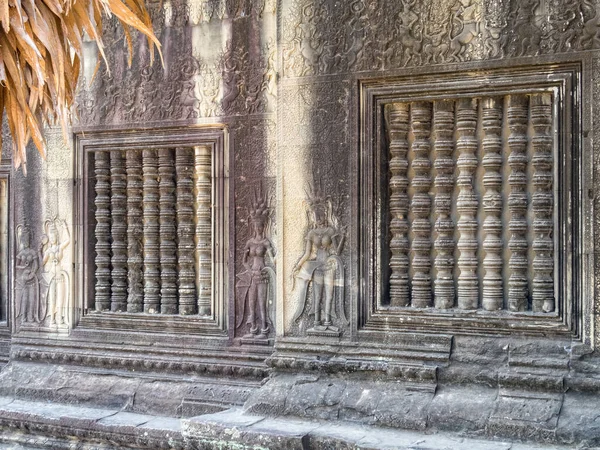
[0,0,161,173]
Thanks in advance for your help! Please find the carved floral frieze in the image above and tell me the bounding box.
[593,57,600,347]
[281,0,600,78]
[148,0,277,29]
[76,1,276,127]
[76,38,275,126]
[279,81,350,147]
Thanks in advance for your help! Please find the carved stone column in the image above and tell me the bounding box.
[481,97,504,311]
[530,93,554,313]
[176,148,197,315]
[433,100,455,309]
[194,146,212,316]
[126,150,144,313]
[159,149,178,314]
[386,103,410,307]
[410,102,433,308]
[142,149,160,314]
[507,95,529,312]
[94,151,111,312]
[456,98,479,310]
[110,150,128,312]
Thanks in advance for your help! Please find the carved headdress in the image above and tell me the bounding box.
[43,217,59,240]
[304,179,339,230]
[248,187,271,227]
[16,224,31,250]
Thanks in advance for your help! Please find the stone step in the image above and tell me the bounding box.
[183,408,584,450]
[0,396,583,450]
[0,396,182,449]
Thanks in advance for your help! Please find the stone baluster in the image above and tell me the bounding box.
[110,150,128,312]
[142,149,160,313]
[433,100,456,309]
[195,146,212,316]
[94,151,111,312]
[159,149,178,314]
[482,97,504,311]
[386,103,410,307]
[456,98,479,310]
[410,101,433,308]
[176,148,197,315]
[530,93,554,313]
[507,95,530,312]
[126,150,144,313]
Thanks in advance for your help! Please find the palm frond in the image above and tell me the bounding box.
[0,0,161,173]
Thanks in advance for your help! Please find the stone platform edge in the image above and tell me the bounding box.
[0,395,589,450]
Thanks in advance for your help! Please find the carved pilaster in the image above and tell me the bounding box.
[386,103,410,307]
[482,97,504,311]
[530,93,554,313]
[433,100,455,309]
[456,98,479,310]
[159,149,178,314]
[507,95,529,312]
[142,149,160,313]
[94,151,111,312]
[410,101,433,308]
[126,150,144,313]
[176,148,197,315]
[195,146,212,316]
[110,150,128,312]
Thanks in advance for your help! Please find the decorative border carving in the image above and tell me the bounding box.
[76,3,277,130]
[266,355,437,384]
[12,349,268,379]
[281,0,600,78]
[593,57,600,348]
[147,0,277,27]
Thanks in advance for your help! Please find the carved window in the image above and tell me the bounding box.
[360,64,586,337]
[76,128,228,332]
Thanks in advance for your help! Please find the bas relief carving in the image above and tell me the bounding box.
[77,40,275,125]
[16,219,71,328]
[293,182,348,336]
[76,2,276,127]
[148,0,277,28]
[41,218,71,326]
[236,190,276,342]
[281,0,600,77]
[279,81,350,147]
[15,226,43,324]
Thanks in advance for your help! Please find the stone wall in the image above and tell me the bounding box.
[4,0,600,447]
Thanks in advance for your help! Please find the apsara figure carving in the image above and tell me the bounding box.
[40,218,71,326]
[236,190,276,340]
[15,225,43,324]
[293,181,348,335]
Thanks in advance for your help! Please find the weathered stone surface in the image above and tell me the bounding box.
[4,0,600,447]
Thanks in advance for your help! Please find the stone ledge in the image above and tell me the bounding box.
[244,373,600,447]
[0,397,579,450]
[0,361,261,418]
[183,408,576,450]
[0,396,183,449]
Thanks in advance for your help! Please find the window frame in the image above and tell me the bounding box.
[358,62,585,339]
[73,126,230,336]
